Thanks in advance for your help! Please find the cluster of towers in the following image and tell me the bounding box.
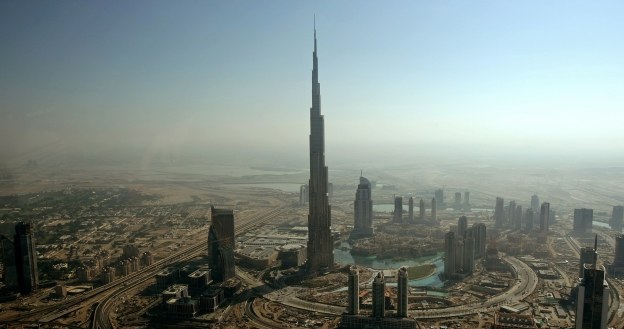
[347,266,409,318]
[393,196,437,223]
[444,217,486,279]
[494,195,551,234]
[0,222,38,294]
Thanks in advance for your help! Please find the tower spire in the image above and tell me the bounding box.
[314,15,317,53]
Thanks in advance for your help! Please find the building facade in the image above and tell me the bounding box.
[209,207,235,282]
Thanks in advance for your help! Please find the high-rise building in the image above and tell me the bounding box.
[463,228,475,274]
[507,201,516,227]
[525,209,534,233]
[352,176,373,238]
[431,198,437,221]
[408,197,414,222]
[514,206,523,231]
[613,235,624,268]
[464,191,470,211]
[208,207,235,282]
[299,184,309,206]
[531,194,540,213]
[14,223,38,294]
[444,231,457,279]
[347,266,359,315]
[576,264,609,329]
[306,25,334,273]
[611,206,623,232]
[393,196,403,223]
[419,199,425,220]
[473,223,487,259]
[397,267,408,317]
[579,236,598,279]
[454,192,462,210]
[494,197,505,228]
[573,208,593,234]
[372,272,386,318]
[458,216,468,238]
[0,235,17,288]
[435,189,444,207]
[540,202,551,233]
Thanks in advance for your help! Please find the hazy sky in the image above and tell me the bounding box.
[2,1,624,167]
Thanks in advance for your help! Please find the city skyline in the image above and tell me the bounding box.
[2,1,624,168]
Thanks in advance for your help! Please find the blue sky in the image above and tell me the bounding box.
[1,1,624,166]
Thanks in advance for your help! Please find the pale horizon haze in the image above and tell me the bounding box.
[2,1,624,169]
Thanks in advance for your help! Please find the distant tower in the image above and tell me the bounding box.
[408,197,414,222]
[494,197,505,228]
[579,236,598,279]
[573,208,593,234]
[507,201,516,227]
[209,207,235,282]
[531,194,540,213]
[299,184,309,206]
[458,216,468,238]
[397,267,408,317]
[306,23,334,273]
[393,196,403,223]
[435,189,444,207]
[372,272,386,318]
[514,205,523,231]
[576,264,609,329]
[540,202,551,233]
[444,231,457,279]
[347,266,359,315]
[352,176,374,237]
[473,223,487,259]
[419,199,425,220]
[613,235,624,268]
[463,228,475,274]
[464,191,470,211]
[454,192,462,210]
[525,209,534,233]
[14,222,38,294]
[611,206,623,232]
[431,198,437,221]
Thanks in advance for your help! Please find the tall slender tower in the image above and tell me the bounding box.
[307,22,334,274]
[397,267,409,317]
[347,266,360,315]
[14,222,38,294]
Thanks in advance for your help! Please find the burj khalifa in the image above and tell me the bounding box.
[307,23,334,274]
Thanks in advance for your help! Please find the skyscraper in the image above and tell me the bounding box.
[531,194,540,213]
[352,176,374,238]
[393,196,403,223]
[14,222,38,294]
[408,197,414,222]
[573,208,593,234]
[576,264,609,329]
[514,205,523,231]
[431,198,437,221]
[540,202,551,233]
[464,191,470,211]
[299,184,309,206]
[454,192,462,210]
[444,231,457,279]
[613,235,624,268]
[525,209,534,233]
[458,216,468,238]
[611,206,623,232]
[419,199,425,220]
[435,189,444,207]
[463,228,475,274]
[372,272,386,318]
[473,223,487,259]
[0,235,17,289]
[306,25,334,273]
[494,197,505,228]
[209,207,235,282]
[397,267,408,317]
[507,200,516,227]
[347,266,359,315]
[579,236,598,279]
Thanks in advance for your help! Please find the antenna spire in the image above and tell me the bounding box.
[314,15,317,53]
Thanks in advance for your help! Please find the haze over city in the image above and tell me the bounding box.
[2,1,624,169]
